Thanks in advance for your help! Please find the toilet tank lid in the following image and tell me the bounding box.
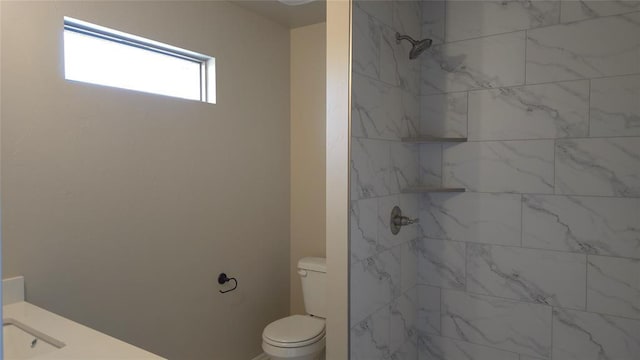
[298,257,326,272]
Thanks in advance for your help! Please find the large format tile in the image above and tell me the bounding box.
[555,137,640,197]
[468,81,589,140]
[419,144,443,187]
[350,250,401,324]
[351,198,382,263]
[441,290,552,358]
[417,238,466,290]
[352,7,381,80]
[444,0,560,42]
[381,24,421,95]
[351,305,391,360]
[351,138,391,200]
[561,0,640,23]
[443,140,555,193]
[421,0,445,45]
[401,240,419,293]
[352,73,419,140]
[526,12,640,83]
[416,285,441,336]
[389,142,420,195]
[418,334,519,360]
[390,289,418,354]
[590,74,640,137]
[467,244,587,309]
[420,192,521,246]
[354,0,392,27]
[587,255,640,319]
[421,31,526,95]
[522,195,640,258]
[421,92,468,138]
[392,1,421,40]
[553,308,640,360]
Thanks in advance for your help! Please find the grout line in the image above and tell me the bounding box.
[353,189,640,202]
[520,194,524,247]
[524,29,528,84]
[414,72,640,98]
[587,79,592,137]
[585,254,589,312]
[417,235,640,262]
[352,133,640,144]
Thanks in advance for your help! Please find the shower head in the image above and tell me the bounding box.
[395,32,433,60]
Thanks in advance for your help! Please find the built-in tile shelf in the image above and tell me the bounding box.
[402,186,466,193]
[401,136,468,143]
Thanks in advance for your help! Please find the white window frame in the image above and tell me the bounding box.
[63,17,216,104]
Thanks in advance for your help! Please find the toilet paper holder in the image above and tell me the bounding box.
[218,273,238,294]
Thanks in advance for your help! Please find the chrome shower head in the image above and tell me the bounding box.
[395,32,433,60]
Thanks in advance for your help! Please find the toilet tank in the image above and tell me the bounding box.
[298,257,326,318]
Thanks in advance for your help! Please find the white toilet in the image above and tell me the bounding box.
[262,257,326,360]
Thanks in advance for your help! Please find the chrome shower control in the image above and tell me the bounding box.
[390,206,419,235]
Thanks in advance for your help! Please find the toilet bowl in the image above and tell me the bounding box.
[262,315,325,360]
[262,258,327,360]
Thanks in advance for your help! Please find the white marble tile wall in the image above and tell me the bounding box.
[351,1,423,359]
[415,1,640,360]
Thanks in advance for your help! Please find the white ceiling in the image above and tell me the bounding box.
[233,0,326,29]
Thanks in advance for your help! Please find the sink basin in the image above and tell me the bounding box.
[3,318,65,359]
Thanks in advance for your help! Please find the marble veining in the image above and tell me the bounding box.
[419,144,443,187]
[522,195,640,258]
[444,0,560,42]
[421,31,526,95]
[417,238,466,290]
[561,0,640,23]
[351,137,391,200]
[587,255,640,320]
[416,285,441,336]
[353,7,381,80]
[526,12,640,84]
[590,74,640,137]
[390,289,418,353]
[351,198,383,263]
[468,80,589,140]
[555,137,640,197]
[552,308,640,360]
[441,290,552,358]
[466,244,587,309]
[420,192,522,246]
[350,250,401,325]
[351,305,391,360]
[421,92,468,138]
[418,333,520,360]
[443,140,555,193]
[421,0,445,45]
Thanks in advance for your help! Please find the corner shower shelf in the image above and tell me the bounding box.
[401,136,467,143]
[401,186,466,193]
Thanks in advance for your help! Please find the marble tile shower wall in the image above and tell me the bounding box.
[350,1,422,359]
[416,1,640,360]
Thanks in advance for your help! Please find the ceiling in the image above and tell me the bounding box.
[233,0,326,29]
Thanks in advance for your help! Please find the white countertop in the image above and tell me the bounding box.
[4,301,165,360]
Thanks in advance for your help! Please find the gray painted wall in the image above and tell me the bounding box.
[351,1,640,359]
[1,2,290,359]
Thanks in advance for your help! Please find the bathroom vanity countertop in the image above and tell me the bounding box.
[4,301,165,359]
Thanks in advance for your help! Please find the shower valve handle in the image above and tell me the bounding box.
[393,216,419,226]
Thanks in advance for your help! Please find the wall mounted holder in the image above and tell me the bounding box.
[218,273,238,294]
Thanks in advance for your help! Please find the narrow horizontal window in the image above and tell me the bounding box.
[63,17,215,103]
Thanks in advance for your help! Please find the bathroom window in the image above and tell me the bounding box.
[63,17,216,103]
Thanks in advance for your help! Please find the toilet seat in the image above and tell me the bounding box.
[263,315,325,348]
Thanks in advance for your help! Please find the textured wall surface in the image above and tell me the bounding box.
[2,2,290,359]
[351,1,640,359]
